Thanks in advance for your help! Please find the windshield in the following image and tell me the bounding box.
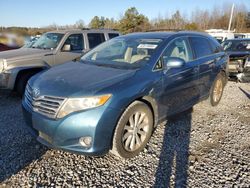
[222,40,250,51]
[31,33,64,50]
[81,38,163,69]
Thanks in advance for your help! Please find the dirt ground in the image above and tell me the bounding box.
[0,81,249,187]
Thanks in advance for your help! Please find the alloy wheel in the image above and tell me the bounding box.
[213,78,223,102]
[122,111,150,152]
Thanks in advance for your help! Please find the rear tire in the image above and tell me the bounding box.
[208,73,225,106]
[111,101,153,158]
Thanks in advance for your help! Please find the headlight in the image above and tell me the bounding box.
[57,94,112,118]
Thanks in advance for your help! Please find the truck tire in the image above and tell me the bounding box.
[16,72,35,97]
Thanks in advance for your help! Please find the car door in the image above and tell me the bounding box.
[189,36,217,98]
[159,37,200,117]
[55,33,84,65]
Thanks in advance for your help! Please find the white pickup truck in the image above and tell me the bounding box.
[0,29,120,95]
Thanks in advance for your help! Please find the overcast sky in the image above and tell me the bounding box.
[0,0,249,27]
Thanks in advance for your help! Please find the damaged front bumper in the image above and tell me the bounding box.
[228,56,250,76]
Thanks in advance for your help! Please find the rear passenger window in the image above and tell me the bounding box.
[190,37,213,58]
[88,33,105,49]
[108,33,119,39]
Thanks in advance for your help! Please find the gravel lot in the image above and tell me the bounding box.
[0,81,250,187]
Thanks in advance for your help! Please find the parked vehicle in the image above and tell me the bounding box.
[222,38,250,77]
[0,29,120,95]
[22,32,228,158]
[0,43,18,51]
[0,33,23,48]
[206,29,234,43]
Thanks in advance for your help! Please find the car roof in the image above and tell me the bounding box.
[121,31,212,39]
[48,29,120,34]
[225,38,250,41]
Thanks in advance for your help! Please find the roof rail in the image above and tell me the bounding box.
[146,28,183,32]
[81,28,91,30]
[82,27,118,31]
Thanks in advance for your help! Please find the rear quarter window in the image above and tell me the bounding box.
[108,33,119,39]
[87,33,105,49]
[190,37,213,58]
[209,39,223,53]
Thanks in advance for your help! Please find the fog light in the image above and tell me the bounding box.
[79,136,92,147]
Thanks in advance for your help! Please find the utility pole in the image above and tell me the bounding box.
[228,4,235,32]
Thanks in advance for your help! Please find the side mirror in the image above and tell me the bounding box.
[62,44,71,52]
[163,57,185,69]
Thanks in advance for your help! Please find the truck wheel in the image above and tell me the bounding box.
[111,101,153,158]
[208,73,225,106]
[16,73,34,97]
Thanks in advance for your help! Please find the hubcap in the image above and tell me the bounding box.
[122,112,149,152]
[213,79,223,102]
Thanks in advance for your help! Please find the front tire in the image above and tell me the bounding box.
[16,72,35,97]
[111,101,153,158]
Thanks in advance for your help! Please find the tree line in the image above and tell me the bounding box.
[1,4,250,36]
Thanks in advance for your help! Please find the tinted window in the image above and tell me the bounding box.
[209,39,223,53]
[88,33,105,49]
[163,37,193,62]
[190,37,213,58]
[108,33,119,39]
[63,34,84,51]
[222,40,250,52]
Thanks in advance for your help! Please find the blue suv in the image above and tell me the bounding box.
[22,32,228,158]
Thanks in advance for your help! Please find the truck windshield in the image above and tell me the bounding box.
[222,40,250,52]
[31,33,64,50]
[81,38,163,69]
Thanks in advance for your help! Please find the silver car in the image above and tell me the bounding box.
[0,29,120,95]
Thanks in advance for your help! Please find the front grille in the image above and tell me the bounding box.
[24,84,65,119]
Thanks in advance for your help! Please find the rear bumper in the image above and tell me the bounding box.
[22,100,122,156]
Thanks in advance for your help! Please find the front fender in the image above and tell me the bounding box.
[4,62,49,90]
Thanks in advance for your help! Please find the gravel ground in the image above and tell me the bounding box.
[0,81,249,187]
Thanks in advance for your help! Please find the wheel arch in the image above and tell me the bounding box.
[220,69,228,86]
[113,95,159,135]
[13,66,48,91]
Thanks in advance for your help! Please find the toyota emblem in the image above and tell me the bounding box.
[32,88,40,98]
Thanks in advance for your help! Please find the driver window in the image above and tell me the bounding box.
[62,34,84,51]
[163,37,193,62]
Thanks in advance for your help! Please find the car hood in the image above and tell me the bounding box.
[31,62,137,97]
[0,48,52,62]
